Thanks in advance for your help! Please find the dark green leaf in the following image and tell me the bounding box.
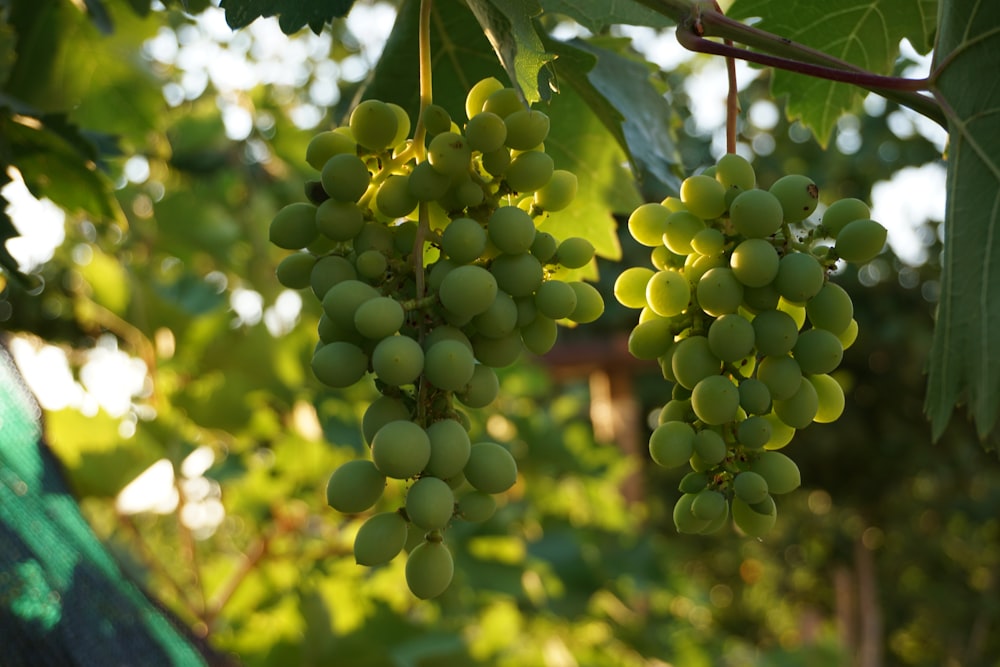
[466,0,555,103]
[220,0,355,34]
[82,0,114,34]
[924,0,1000,441]
[539,0,673,31]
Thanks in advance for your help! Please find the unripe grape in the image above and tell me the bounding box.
[691,489,727,521]
[734,470,769,504]
[375,174,418,219]
[464,442,517,493]
[362,395,411,445]
[439,265,498,319]
[649,421,695,468]
[680,174,727,219]
[834,219,887,264]
[424,339,476,391]
[306,130,357,170]
[489,206,536,255]
[371,420,431,479]
[708,313,755,362]
[424,325,474,352]
[739,378,772,415]
[809,373,846,423]
[270,202,319,249]
[762,411,795,449]
[326,459,386,514]
[504,109,550,150]
[387,103,411,148]
[628,203,671,247]
[659,398,693,423]
[671,335,722,390]
[714,153,755,191]
[691,227,725,256]
[466,77,505,119]
[737,415,772,449]
[769,174,818,222]
[480,147,511,176]
[406,477,455,530]
[421,103,452,136]
[535,280,578,320]
[312,342,369,388]
[567,282,605,323]
[322,279,380,325]
[522,314,558,355]
[821,197,870,237]
[408,160,452,201]
[773,376,819,429]
[354,296,405,340]
[792,328,843,375]
[673,493,711,534]
[645,269,690,317]
[372,335,424,386]
[440,217,487,264]
[533,170,577,212]
[316,199,365,241]
[355,222,394,255]
[457,364,500,408]
[693,429,727,465]
[349,99,398,152]
[743,283,781,312]
[355,250,388,281]
[806,282,853,334]
[751,451,801,494]
[663,211,706,255]
[774,253,825,303]
[838,318,859,349]
[556,237,596,269]
[752,309,799,357]
[428,132,472,177]
[530,231,559,263]
[729,189,783,238]
[490,252,543,297]
[321,153,371,202]
[730,238,780,287]
[465,111,507,153]
[732,497,776,537]
[482,87,524,118]
[757,354,802,401]
[405,540,454,599]
[473,291,518,338]
[505,150,554,193]
[691,375,739,425]
[777,297,807,330]
[353,511,408,566]
[472,330,523,367]
[457,490,496,522]
[276,252,317,289]
[628,318,673,360]
[696,267,744,316]
[679,471,709,494]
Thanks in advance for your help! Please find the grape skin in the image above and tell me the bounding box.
[406,540,454,599]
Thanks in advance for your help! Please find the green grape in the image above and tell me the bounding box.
[306,130,357,170]
[355,222,394,255]
[714,153,755,191]
[691,489,728,521]
[425,340,476,391]
[439,265,498,319]
[731,497,776,537]
[362,395,411,445]
[353,511,408,566]
[454,177,485,208]
[349,99,398,152]
[489,206,536,255]
[408,160,452,201]
[708,313,755,362]
[428,132,472,177]
[659,398,693,424]
[375,174,418,219]
[739,378,772,415]
[354,296,405,340]
[387,102,411,148]
[320,153,371,203]
[504,109,550,150]
[693,429,727,465]
[276,252,316,289]
[751,451,801,494]
[457,490,496,522]
[321,279,380,325]
[834,219,887,263]
[490,252,543,297]
[371,420,431,479]
[737,415,771,449]
[691,375,739,425]
[530,232,558,263]
[733,470,769,504]
[270,202,319,250]
[646,269,690,317]
[691,227,725,256]
[326,459,385,513]
[663,211,706,255]
[777,297,807,330]
[473,291,518,338]
[424,419,472,479]
[465,111,507,153]
[730,238,780,287]
[742,284,781,312]
[372,335,424,386]
[312,342,369,388]
[680,174,727,220]
[466,77,504,119]
[757,354,803,401]
[472,331,523,367]
[729,188,783,238]
[792,328,843,375]
[421,104,452,136]
[773,376,819,429]
[805,282,853,334]
[457,364,500,408]
[628,203,671,247]
[441,217,487,264]
[535,280,578,319]
[821,197,870,237]
[761,412,795,450]
[628,319,673,360]
[648,421,695,468]
[355,250,388,281]
[769,174,818,222]
[533,170,577,212]
[522,314,558,355]
[679,471,709,494]
[673,493,711,534]
[480,147,511,176]
[838,318,859,349]
[752,309,799,357]
[424,325,474,352]
[505,150,554,193]
[406,539,454,599]
[464,442,517,493]
[556,237,596,269]
[696,267,744,317]
[405,477,455,530]
[672,335,723,390]
[482,87,524,118]
[773,253,825,303]
[567,282,605,323]
[809,373,845,423]
[316,199,365,241]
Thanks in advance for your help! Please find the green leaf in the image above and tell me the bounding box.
[465,0,555,103]
[924,0,1000,442]
[539,0,673,32]
[220,0,356,34]
[727,0,933,145]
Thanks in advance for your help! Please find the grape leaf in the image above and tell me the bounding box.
[925,0,1000,443]
[465,0,555,104]
[727,0,934,145]
[538,0,672,31]
[220,0,355,34]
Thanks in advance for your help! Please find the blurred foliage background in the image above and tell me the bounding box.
[1,0,998,666]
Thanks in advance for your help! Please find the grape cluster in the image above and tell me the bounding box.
[269,78,604,598]
[616,153,886,537]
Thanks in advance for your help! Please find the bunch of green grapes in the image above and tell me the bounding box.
[269,78,604,599]
[616,153,886,537]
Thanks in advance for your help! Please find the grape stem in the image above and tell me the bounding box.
[712,0,737,155]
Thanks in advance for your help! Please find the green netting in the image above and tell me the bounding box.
[0,346,213,667]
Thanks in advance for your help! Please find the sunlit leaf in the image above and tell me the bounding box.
[466,0,555,103]
[539,0,673,31]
